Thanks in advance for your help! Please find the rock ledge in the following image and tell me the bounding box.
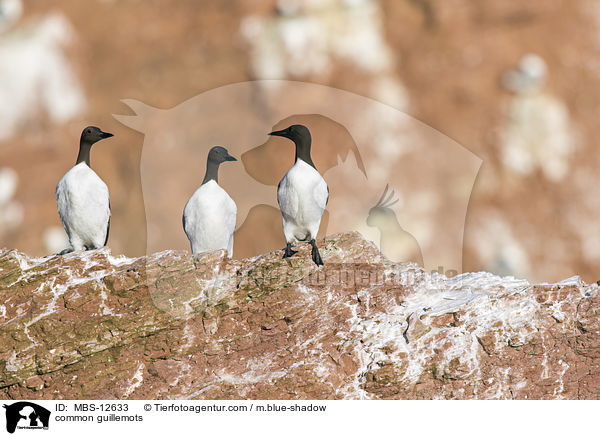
[0,232,598,399]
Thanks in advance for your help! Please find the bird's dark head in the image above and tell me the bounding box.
[268,124,311,146]
[207,146,237,164]
[80,126,113,145]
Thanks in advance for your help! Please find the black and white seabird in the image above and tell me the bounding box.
[269,124,328,266]
[183,146,238,257]
[56,126,114,254]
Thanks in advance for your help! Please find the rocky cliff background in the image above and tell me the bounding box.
[0,1,599,282]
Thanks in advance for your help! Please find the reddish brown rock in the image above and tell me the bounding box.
[0,232,599,399]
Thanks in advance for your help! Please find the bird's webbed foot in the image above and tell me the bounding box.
[310,239,324,266]
[283,242,298,258]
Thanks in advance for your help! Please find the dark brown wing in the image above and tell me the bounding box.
[104,200,111,246]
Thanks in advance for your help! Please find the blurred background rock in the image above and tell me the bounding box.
[0,0,598,283]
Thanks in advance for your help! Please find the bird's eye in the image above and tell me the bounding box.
[86,129,91,134]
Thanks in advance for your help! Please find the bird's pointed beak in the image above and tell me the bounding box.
[100,131,114,139]
[268,128,288,138]
[225,153,237,162]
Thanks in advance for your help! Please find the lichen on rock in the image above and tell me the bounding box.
[0,232,598,399]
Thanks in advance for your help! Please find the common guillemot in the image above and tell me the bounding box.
[269,124,328,266]
[55,126,113,254]
[183,146,237,257]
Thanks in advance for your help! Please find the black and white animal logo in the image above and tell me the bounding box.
[3,402,50,433]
